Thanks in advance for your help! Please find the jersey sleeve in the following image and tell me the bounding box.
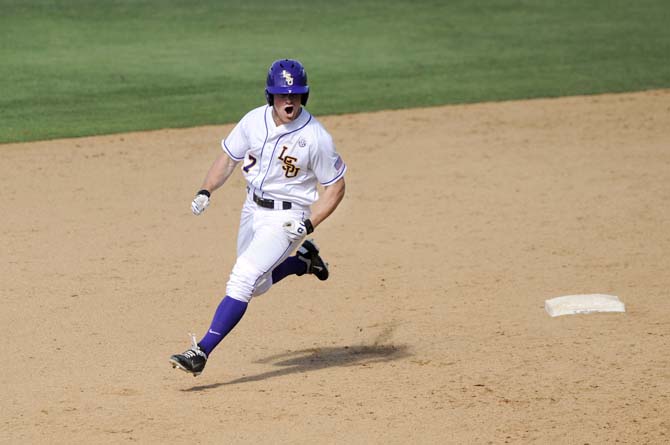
[311,129,347,186]
[221,120,248,162]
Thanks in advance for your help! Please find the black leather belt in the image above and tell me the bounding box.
[253,193,292,210]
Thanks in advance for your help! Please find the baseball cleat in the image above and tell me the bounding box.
[169,333,207,377]
[297,239,329,281]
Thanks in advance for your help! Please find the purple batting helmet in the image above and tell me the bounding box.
[265,59,309,106]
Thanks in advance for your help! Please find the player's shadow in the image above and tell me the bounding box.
[184,334,410,392]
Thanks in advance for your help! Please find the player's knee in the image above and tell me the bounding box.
[226,257,264,303]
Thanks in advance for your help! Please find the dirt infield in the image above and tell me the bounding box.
[2,90,669,444]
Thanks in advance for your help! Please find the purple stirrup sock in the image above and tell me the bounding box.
[198,296,248,356]
[271,255,307,283]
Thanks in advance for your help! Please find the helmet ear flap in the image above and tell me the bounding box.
[301,92,309,106]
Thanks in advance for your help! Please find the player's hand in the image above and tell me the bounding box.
[282,219,308,241]
[191,190,210,215]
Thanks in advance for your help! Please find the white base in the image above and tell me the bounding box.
[545,294,625,317]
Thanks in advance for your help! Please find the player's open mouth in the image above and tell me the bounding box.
[285,106,294,115]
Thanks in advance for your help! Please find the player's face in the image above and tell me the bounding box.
[272,93,302,125]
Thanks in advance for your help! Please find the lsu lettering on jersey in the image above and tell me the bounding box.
[222,106,346,207]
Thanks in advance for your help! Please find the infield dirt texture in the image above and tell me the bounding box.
[2,90,669,443]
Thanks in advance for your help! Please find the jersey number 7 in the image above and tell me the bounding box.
[243,155,257,173]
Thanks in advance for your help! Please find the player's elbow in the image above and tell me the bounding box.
[332,177,346,200]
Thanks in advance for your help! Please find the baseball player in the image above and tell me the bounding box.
[170,59,347,376]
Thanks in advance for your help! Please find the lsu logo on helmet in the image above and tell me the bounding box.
[281,70,294,86]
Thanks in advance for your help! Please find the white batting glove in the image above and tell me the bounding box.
[282,219,308,241]
[191,190,210,215]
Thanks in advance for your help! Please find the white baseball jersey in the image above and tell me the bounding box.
[220,105,346,303]
[222,105,346,207]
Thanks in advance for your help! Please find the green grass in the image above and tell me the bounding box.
[1,0,669,143]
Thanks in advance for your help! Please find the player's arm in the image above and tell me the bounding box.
[191,153,239,215]
[199,152,239,194]
[282,177,345,240]
[309,177,346,228]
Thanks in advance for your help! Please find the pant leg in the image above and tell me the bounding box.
[226,205,307,302]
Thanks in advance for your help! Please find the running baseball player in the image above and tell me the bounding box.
[170,59,347,376]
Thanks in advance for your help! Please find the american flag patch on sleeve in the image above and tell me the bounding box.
[334,156,343,170]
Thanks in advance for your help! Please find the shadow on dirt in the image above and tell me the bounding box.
[184,342,411,392]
